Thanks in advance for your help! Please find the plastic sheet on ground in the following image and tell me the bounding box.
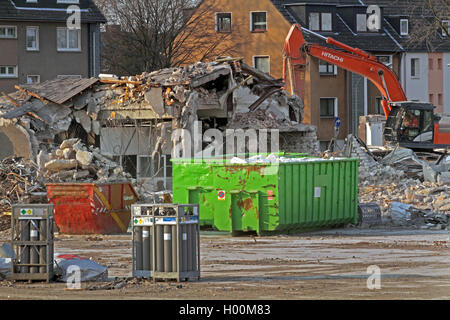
[54,254,108,282]
[389,202,413,225]
[0,243,15,259]
[0,257,11,278]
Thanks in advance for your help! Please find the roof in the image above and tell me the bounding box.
[362,0,450,52]
[270,0,450,53]
[0,0,107,23]
[17,77,99,105]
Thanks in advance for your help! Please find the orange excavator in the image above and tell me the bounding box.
[283,24,450,150]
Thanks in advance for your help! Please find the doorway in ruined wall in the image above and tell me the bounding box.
[137,154,172,191]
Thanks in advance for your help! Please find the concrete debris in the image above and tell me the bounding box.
[386,201,449,229]
[343,134,450,229]
[44,159,78,172]
[343,134,405,185]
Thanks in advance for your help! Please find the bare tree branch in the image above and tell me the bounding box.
[95,0,238,75]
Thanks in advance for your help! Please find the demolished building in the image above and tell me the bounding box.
[0,58,320,197]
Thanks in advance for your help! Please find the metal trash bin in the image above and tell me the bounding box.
[131,203,200,282]
[9,204,54,282]
[358,203,382,226]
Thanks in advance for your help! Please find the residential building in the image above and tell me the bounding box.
[182,0,450,147]
[0,0,106,93]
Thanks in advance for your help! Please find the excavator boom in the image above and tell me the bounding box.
[283,24,407,118]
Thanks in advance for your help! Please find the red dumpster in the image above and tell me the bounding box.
[46,182,138,234]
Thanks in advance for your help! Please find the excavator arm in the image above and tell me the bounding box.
[283,24,407,118]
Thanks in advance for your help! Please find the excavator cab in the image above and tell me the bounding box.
[384,102,436,149]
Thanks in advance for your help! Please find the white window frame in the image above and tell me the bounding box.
[0,66,18,78]
[376,55,393,69]
[253,55,270,74]
[57,27,81,52]
[356,14,367,32]
[309,12,320,31]
[442,20,449,37]
[215,12,232,33]
[400,19,408,35]
[410,58,420,79]
[321,13,332,31]
[27,75,40,84]
[250,11,267,32]
[26,26,39,51]
[57,0,80,3]
[319,97,338,118]
[0,25,17,39]
[318,60,337,75]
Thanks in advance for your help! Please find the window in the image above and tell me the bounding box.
[437,58,442,70]
[309,13,320,31]
[410,58,420,78]
[26,0,37,3]
[57,27,81,51]
[320,98,337,117]
[442,20,449,37]
[0,26,17,39]
[400,19,408,35]
[375,97,384,114]
[319,60,337,75]
[356,14,367,32]
[57,0,79,3]
[321,13,332,31]
[376,55,393,69]
[429,58,433,70]
[26,27,39,51]
[253,56,270,74]
[0,66,17,78]
[429,94,434,104]
[216,13,232,32]
[438,94,443,105]
[250,12,267,32]
[309,12,332,31]
[27,75,40,84]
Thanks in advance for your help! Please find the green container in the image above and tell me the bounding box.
[172,155,359,235]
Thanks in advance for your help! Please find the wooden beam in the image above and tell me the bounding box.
[14,85,48,103]
[1,92,20,106]
[99,79,143,85]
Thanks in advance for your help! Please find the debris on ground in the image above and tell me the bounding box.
[342,134,450,229]
[54,254,108,283]
[0,157,45,213]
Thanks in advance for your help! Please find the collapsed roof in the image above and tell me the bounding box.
[0,58,316,161]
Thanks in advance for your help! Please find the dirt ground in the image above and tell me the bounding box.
[0,227,449,300]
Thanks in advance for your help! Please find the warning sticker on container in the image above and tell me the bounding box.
[183,233,187,241]
[164,233,171,241]
[314,187,321,198]
[20,208,33,216]
[267,190,273,201]
[218,190,226,201]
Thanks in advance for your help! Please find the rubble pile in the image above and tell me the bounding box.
[39,138,132,184]
[342,134,406,185]
[0,156,45,213]
[342,134,450,229]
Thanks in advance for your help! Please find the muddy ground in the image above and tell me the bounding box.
[0,227,449,300]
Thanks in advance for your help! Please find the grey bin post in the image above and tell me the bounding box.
[10,204,54,282]
[131,203,200,282]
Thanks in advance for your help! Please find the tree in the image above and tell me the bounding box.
[95,0,238,75]
[403,0,450,51]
